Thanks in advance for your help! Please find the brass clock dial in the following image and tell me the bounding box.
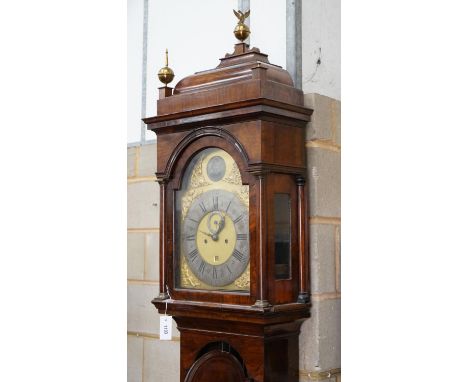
[183,189,249,287]
[175,148,250,292]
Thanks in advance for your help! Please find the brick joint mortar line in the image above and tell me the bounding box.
[141,336,145,382]
[128,228,160,233]
[331,101,338,144]
[299,368,341,381]
[127,176,157,183]
[309,216,341,225]
[143,233,148,280]
[335,226,341,293]
[135,146,140,177]
[128,331,180,342]
[305,139,341,152]
[311,292,341,302]
[127,279,159,285]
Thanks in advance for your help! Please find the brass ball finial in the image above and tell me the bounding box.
[158,49,175,86]
[233,9,250,42]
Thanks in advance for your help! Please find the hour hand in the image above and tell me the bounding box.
[213,214,225,236]
[207,211,224,240]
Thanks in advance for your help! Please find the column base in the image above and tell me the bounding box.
[297,292,310,304]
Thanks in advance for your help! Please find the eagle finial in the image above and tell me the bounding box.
[233,9,251,42]
[233,9,250,24]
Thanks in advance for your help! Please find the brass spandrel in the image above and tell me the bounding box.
[223,161,242,185]
[239,185,249,209]
[181,188,204,221]
[190,154,211,189]
[234,267,250,289]
[180,256,201,288]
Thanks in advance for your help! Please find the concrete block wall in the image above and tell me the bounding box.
[299,93,341,381]
[127,143,180,382]
[300,0,341,378]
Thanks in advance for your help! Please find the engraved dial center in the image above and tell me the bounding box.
[196,213,236,265]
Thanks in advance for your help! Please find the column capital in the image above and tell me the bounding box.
[296,176,306,186]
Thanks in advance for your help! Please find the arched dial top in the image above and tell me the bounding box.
[176,147,250,292]
[183,189,249,287]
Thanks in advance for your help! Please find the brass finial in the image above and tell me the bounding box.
[158,49,175,86]
[233,9,250,42]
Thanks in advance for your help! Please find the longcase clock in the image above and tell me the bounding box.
[143,14,313,381]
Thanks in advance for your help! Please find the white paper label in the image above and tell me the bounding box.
[159,316,172,340]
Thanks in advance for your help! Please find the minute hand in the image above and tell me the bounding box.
[199,230,214,239]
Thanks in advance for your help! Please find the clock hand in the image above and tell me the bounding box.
[207,212,223,239]
[210,215,225,241]
[215,213,226,234]
[199,229,220,242]
[199,230,214,239]
[206,210,232,240]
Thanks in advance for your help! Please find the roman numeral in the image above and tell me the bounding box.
[199,202,207,213]
[187,217,198,224]
[212,267,218,279]
[198,261,206,274]
[226,198,232,212]
[226,265,232,274]
[185,234,195,241]
[187,249,198,262]
[236,233,248,240]
[233,214,243,224]
[232,249,244,262]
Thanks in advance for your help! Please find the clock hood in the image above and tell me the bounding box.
[155,43,306,117]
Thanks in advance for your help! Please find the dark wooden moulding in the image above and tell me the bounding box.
[144,43,313,382]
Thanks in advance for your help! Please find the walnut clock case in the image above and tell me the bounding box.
[144,42,313,382]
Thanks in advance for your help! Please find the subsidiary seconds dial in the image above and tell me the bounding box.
[182,189,249,287]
